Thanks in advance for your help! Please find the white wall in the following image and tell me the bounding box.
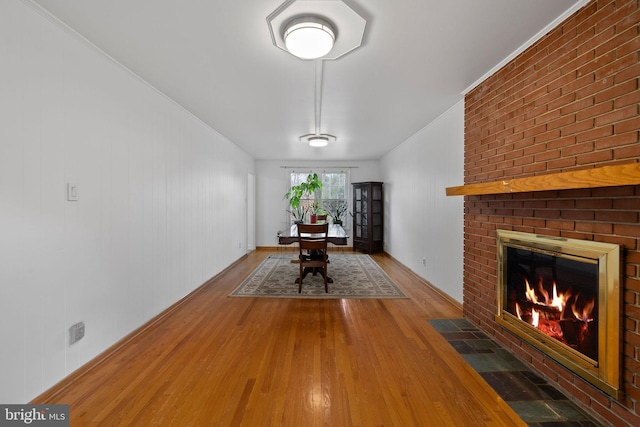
[0,0,253,403]
[380,101,464,302]
[255,160,381,247]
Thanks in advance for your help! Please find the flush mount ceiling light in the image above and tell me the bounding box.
[308,135,329,147]
[300,134,336,147]
[267,0,366,61]
[284,17,335,59]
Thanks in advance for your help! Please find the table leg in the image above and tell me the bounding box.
[295,267,334,283]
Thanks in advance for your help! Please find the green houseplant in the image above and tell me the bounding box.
[284,173,323,224]
[324,200,347,225]
[309,201,327,224]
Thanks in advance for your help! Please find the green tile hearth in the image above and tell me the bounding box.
[429,318,601,427]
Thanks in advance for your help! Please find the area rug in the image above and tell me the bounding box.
[229,254,408,299]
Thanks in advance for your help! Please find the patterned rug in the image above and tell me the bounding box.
[229,254,408,299]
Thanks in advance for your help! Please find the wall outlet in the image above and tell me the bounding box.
[422,257,427,266]
[66,182,78,201]
[69,322,85,345]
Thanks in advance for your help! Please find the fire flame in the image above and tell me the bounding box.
[515,274,595,338]
[508,259,600,360]
[572,293,595,322]
[551,283,566,312]
[524,276,568,312]
[524,278,538,304]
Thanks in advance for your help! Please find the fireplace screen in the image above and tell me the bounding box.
[504,246,598,361]
[496,230,622,399]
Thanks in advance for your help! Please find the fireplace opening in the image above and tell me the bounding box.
[505,247,598,361]
[496,230,622,399]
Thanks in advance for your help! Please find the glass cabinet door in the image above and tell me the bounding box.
[355,186,367,238]
[352,182,383,253]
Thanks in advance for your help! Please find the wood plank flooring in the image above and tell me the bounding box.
[33,249,526,426]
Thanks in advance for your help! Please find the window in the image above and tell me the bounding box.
[287,170,349,226]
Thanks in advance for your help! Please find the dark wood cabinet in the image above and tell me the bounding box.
[352,181,383,253]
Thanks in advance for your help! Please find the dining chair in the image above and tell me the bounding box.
[296,223,329,293]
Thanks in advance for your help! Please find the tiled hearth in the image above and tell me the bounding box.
[430,318,600,426]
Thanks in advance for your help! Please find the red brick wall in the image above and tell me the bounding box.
[463,1,640,425]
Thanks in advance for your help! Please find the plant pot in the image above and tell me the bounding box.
[334,220,342,226]
[310,215,317,224]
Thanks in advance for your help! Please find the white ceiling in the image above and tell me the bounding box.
[31,0,582,161]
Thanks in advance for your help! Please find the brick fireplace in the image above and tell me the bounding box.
[459,1,640,425]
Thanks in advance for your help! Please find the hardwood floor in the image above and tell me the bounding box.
[33,249,525,426]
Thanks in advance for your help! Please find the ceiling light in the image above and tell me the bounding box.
[267,1,366,61]
[300,133,336,147]
[284,16,335,59]
[308,136,329,147]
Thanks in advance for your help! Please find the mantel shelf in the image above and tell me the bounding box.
[445,163,640,196]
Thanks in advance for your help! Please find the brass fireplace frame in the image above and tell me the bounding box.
[496,230,622,399]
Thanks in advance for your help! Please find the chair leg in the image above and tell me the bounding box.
[298,265,303,293]
[324,260,328,293]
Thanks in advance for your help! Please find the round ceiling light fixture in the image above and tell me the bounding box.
[283,16,335,59]
[308,136,329,147]
[300,133,336,147]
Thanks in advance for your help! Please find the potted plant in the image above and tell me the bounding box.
[287,205,308,224]
[309,201,328,224]
[324,200,348,225]
[284,173,323,224]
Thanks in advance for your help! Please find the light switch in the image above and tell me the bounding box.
[66,183,78,201]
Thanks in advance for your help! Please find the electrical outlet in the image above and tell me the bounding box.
[69,322,85,345]
[422,257,426,266]
[66,182,78,201]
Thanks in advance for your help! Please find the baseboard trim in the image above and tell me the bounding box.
[382,251,463,311]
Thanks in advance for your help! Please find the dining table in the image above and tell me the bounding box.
[277,223,348,246]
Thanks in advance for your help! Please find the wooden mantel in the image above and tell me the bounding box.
[446,163,640,196]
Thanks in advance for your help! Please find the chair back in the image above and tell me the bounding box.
[296,223,330,292]
[296,223,329,253]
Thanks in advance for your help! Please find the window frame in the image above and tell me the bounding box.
[285,169,350,227]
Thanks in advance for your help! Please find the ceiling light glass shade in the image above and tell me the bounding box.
[308,136,329,147]
[284,17,335,59]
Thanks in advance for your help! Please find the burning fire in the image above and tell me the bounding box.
[572,293,595,323]
[523,277,569,312]
[531,307,539,327]
[514,274,595,349]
